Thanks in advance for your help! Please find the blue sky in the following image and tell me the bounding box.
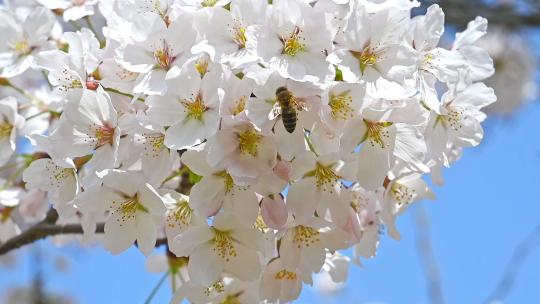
[1,101,539,303]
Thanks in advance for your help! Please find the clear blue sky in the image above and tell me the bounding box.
[1,101,539,303]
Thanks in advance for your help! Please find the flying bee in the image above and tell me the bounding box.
[270,86,307,133]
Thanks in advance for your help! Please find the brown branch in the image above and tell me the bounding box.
[0,222,104,255]
[0,208,168,255]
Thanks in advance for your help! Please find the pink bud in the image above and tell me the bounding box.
[273,160,292,182]
[261,195,287,229]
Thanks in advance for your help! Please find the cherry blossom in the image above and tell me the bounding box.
[0,1,498,302]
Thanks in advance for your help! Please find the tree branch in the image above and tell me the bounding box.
[421,0,540,29]
[0,209,168,255]
[0,222,104,255]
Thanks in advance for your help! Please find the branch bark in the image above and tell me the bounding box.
[0,208,168,255]
[422,0,540,28]
[0,222,104,255]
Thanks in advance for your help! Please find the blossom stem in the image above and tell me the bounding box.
[69,20,81,30]
[144,271,169,304]
[103,87,146,102]
[25,110,49,121]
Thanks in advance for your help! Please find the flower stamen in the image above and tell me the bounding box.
[236,128,262,157]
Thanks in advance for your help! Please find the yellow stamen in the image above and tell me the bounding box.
[94,124,115,148]
[363,119,392,149]
[212,229,237,261]
[154,41,175,70]
[236,128,262,157]
[205,280,225,296]
[181,92,208,121]
[0,121,13,138]
[232,26,247,49]
[329,90,354,120]
[229,96,246,116]
[391,183,415,206]
[281,27,307,57]
[351,47,378,75]
[195,59,209,77]
[304,162,341,192]
[166,199,193,229]
[292,225,320,248]
[274,269,298,280]
[110,196,148,226]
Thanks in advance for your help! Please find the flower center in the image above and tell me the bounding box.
[304,162,341,192]
[13,40,31,55]
[422,53,434,68]
[93,124,115,148]
[195,58,209,77]
[281,27,306,57]
[59,69,84,92]
[46,163,74,188]
[214,171,234,193]
[363,120,392,149]
[293,225,320,248]
[166,199,193,229]
[110,196,148,226]
[351,47,379,75]
[329,90,354,120]
[236,128,262,157]
[254,213,268,233]
[143,133,165,158]
[232,25,247,49]
[391,183,416,206]
[315,162,341,191]
[212,228,237,261]
[274,269,298,280]
[154,41,175,70]
[0,121,13,138]
[181,92,208,121]
[231,96,247,115]
[439,108,464,131]
[204,281,225,296]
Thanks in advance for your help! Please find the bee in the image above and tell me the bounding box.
[272,86,306,133]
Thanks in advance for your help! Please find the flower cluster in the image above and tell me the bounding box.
[0,0,496,302]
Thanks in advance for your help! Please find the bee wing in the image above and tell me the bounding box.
[268,103,282,120]
[293,97,308,111]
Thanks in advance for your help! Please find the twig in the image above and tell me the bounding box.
[103,87,146,102]
[413,204,445,304]
[144,271,169,304]
[484,219,540,303]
